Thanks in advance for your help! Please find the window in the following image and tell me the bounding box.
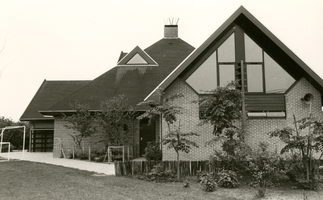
[218,34,235,62]
[127,53,148,64]
[244,34,294,93]
[245,34,262,62]
[264,53,295,93]
[186,51,217,93]
[186,33,235,94]
[187,32,294,96]
[247,64,263,92]
[219,64,235,87]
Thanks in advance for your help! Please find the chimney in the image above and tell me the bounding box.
[164,25,178,38]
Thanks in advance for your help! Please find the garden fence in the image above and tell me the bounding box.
[114,160,323,177]
[114,160,215,176]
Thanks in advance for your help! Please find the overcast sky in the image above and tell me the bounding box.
[0,0,322,121]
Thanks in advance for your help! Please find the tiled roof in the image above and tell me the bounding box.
[41,38,194,114]
[20,80,90,120]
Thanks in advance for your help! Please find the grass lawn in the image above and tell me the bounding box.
[0,161,322,200]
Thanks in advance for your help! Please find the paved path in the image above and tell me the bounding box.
[0,152,115,175]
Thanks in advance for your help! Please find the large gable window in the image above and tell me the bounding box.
[186,32,295,95]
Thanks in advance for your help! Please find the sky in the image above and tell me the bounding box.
[0,0,322,121]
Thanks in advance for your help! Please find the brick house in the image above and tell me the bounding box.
[21,6,323,161]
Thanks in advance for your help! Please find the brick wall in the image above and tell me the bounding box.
[162,77,323,161]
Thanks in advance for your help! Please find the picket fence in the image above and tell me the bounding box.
[114,160,217,176]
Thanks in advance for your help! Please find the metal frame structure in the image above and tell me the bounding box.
[0,126,26,160]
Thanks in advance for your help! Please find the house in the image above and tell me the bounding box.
[21,6,323,161]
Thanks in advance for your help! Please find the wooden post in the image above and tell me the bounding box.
[241,60,246,133]
[72,147,75,159]
[88,146,91,161]
[122,146,125,162]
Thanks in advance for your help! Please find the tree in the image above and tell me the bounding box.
[62,102,96,149]
[96,95,134,149]
[199,81,242,136]
[138,92,199,181]
[199,82,248,173]
[199,81,243,151]
[268,114,323,186]
[0,116,30,150]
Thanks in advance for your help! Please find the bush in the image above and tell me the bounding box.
[199,172,217,192]
[144,141,162,161]
[91,149,106,162]
[1,144,15,152]
[247,141,281,188]
[137,164,176,182]
[217,170,239,188]
[209,140,252,174]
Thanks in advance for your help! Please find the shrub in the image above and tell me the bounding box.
[91,149,106,162]
[144,141,162,161]
[247,141,281,188]
[209,141,252,175]
[217,170,239,188]
[1,144,15,152]
[196,171,216,182]
[137,164,176,182]
[199,173,217,192]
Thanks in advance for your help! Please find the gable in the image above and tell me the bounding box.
[145,6,323,104]
[117,46,158,66]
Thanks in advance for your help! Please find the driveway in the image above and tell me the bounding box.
[0,151,115,175]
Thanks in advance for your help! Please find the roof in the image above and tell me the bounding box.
[40,38,194,115]
[145,6,323,101]
[20,80,90,121]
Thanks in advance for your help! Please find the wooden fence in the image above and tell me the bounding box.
[114,160,323,176]
[114,161,215,176]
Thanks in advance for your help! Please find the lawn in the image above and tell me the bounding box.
[0,161,322,200]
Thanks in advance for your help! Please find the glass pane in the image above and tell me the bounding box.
[264,53,295,93]
[219,64,235,87]
[186,51,217,93]
[127,53,148,64]
[247,64,263,92]
[245,34,262,62]
[218,33,235,62]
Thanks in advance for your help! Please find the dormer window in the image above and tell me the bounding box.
[127,53,148,65]
[117,46,158,66]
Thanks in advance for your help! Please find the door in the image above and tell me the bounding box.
[32,130,54,152]
[139,118,156,156]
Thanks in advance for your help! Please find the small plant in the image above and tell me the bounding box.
[139,164,176,182]
[144,141,162,161]
[200,174,217,192]
[217,170,239,188]
[255,187,266,198]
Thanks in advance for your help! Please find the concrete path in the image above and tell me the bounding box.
[0,151,115,175]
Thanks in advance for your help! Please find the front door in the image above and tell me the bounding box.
[139,118,155,156]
